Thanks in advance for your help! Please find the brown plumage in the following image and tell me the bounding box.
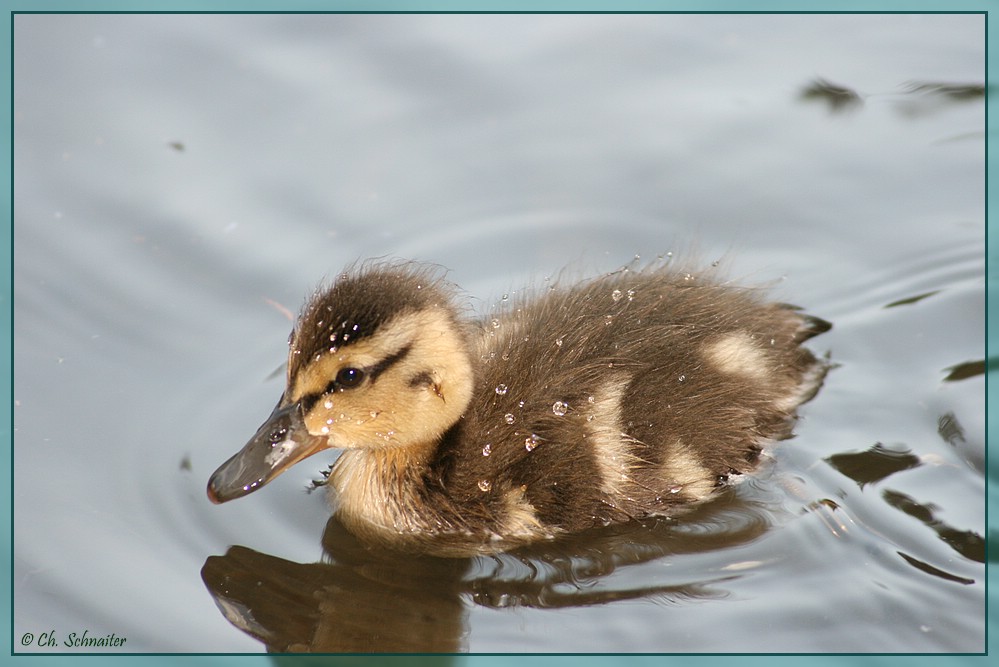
[208,259,829,556]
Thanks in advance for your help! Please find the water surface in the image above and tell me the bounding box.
[12,13,986,654]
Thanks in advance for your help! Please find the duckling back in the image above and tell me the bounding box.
[430,264,829,543]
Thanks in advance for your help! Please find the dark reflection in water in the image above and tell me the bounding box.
[894,81,988,119]
[825,443,922,488]
[799,77,863,112]
[799,493,980,589]
[942,359,985,382]
[937,411,966,446]
[896,552,975,586]
[818,444,983,585]
[882,489,985,564]
[798,76,985,117]
[202,529,469,653]
[202,489,771,652]
[883,290,940,308]
[465,496,767,610]
[902,81,987,100]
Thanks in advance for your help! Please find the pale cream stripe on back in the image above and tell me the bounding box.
[583,374,642,501]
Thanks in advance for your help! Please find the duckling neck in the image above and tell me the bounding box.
[328,441,445,540]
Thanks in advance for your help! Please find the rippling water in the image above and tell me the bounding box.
[12,13,986,656]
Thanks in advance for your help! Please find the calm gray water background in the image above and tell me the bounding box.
[13,13,986,654]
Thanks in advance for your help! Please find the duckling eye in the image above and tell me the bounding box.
[334,367,365,389]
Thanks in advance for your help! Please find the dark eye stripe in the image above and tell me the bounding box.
[300,392,321,413]
[366,344,412,383]
[298,344,414,411]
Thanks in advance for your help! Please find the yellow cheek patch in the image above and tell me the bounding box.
[284,307,475,452]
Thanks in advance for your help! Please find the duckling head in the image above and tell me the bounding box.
[207,264,474,504]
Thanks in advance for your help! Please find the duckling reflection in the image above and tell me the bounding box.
[202,487,774,653]
[202,521,469,653]
[208,258,829,557]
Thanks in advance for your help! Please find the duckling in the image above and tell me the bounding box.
[208,259,829,556]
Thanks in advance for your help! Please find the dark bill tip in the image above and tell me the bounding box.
[206,400,328,504]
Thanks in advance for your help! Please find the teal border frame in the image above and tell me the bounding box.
[3,3,991,666]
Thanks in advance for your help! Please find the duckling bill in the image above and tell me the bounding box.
[208,259,829,556]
